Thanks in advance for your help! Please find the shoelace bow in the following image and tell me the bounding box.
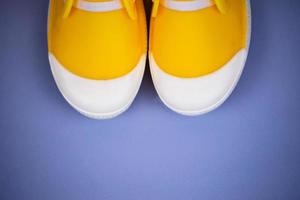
[152,0,228,17]
[63,0,137,19]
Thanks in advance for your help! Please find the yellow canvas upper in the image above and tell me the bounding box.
[150,0,248,78]
[48,0,147,80]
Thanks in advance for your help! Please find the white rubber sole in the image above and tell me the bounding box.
[149,50,248,116]
[49,54,146,120]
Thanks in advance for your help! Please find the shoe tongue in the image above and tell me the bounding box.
[73,0,123,12]
[84,0,115,2]
[161,0,228,13]
[162,0,215,12]
[63,0,137,20]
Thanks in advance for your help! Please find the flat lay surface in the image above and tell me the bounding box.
[1,0,300,199]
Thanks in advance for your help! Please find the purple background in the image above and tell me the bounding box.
[1,0,300,199]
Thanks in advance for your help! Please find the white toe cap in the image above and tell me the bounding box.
[149,49,248,116]
[49,53,146,119]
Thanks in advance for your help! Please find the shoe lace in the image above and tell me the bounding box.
[151,0,228,17]
[63,0,137,20]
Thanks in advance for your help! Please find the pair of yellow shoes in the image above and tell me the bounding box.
[48,0,251,119]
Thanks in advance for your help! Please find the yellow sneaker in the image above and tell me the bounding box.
[149,0,251,115]
[48,0,147,119]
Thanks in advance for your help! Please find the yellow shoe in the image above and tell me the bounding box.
[48,0,147,119]
[149,0,251,115]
